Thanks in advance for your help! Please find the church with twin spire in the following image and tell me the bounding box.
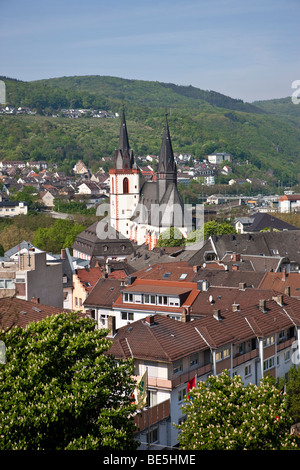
[109,108,187,249]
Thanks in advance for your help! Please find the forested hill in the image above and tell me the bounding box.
[1,75,265,115]
[0,75,300,186]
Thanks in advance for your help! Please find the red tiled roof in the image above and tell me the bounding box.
[258,271,300,297]
[112,278,199,313]
[0,297,65,329]
[109,294,300,363]
[75,267,104,293]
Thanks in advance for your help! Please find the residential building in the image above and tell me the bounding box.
[72,267,104,312]
[0,201,28,217]
[109,292,300,448]
[0,251,63,308]
[234,212,299,234]
[188,231,300,273]
[279,194,300,213]
[207,153,232,164]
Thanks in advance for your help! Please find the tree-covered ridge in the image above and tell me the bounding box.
[0,75,300,185]
[1,75,266,114]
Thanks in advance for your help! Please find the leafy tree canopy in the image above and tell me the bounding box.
[177,371,298,450]
[33,218,86,253]
[156,227,185,247]
[0,312,138,450]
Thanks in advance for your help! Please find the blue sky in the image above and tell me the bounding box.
[0,0,299,102]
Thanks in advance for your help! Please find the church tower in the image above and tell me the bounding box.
[157,114,177,203]
[109,108,140,239]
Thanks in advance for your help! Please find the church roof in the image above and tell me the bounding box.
[157,115,176,174]
[114,108,135,170]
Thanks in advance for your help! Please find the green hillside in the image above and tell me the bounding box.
[0,75,300,186]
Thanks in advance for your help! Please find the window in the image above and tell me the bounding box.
[264,356,275,371]
[244,364,251,377]
[284,350,291,362]
[162,272,171,279]
[179,273,188,280]
[157,295,168,305]
[147,427,158,444]
[0,279,13,289]
[124,293,133,303]
[173,360,183,374]
[190,353,198,368]
[178,388,186,402]
[144,294,150,304]
[263,335,275,347]
[75,297,78,306]
[216,347,230,362]
[121,311,134,321]
[123,177,129,194]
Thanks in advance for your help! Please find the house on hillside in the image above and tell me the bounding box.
[234,212,299,234]
[279,194,300,213]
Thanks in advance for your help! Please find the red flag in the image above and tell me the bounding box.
[187,376,196,399]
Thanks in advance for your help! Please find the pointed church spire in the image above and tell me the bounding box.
[157,112,176,174]
[157,113,177,202]
[115,106,135,170]
[119,105,130,153]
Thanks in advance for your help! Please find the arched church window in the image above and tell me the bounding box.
[123,177,129,194]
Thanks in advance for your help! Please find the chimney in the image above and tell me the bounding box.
[213,309,222,321]
[232,303,240,312]
[61,249,66,259]
[259,299,267,312]
[31,297,40,304]
[193,265,199,273]
[233,254,241,262]
[282,268,287,281]
[181,307,190,323]
[107,316,116,337]
[239,282,246,290]
[284,286,291,296]
[232,264,239,271]
[145,315,155,326]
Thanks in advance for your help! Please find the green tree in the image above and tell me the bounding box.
[0,312,138,450]
[177,371,298,450]
[285,365,300,425]
[10,186,42,213]
[156,227,185,247]
[186,220,236,247]
[33,218,86,253]
[203,220,236,237]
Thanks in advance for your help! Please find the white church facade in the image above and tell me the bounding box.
[109,109,187,250]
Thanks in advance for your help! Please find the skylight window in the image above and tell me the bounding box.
[162,272,171,279]
[179,273,187,280]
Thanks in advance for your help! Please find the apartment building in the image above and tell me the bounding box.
[0,251,63,308]
[109,293,300,449]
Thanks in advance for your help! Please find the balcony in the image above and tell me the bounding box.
[172,363,212,388]
[134,399,170,432]
[233,349,258,368]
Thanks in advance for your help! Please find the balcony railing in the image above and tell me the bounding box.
[134,399,170,432]
[233,349,258,367]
